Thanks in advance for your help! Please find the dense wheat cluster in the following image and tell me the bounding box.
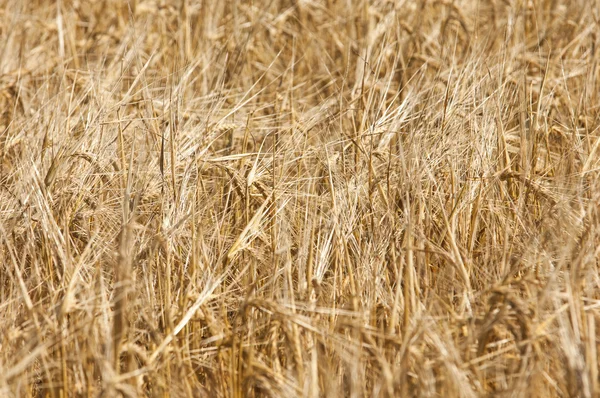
[1,0,600,396]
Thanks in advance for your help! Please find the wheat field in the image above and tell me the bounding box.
[1,0,599,396]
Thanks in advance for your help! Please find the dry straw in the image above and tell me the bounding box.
[1,0,599,397]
